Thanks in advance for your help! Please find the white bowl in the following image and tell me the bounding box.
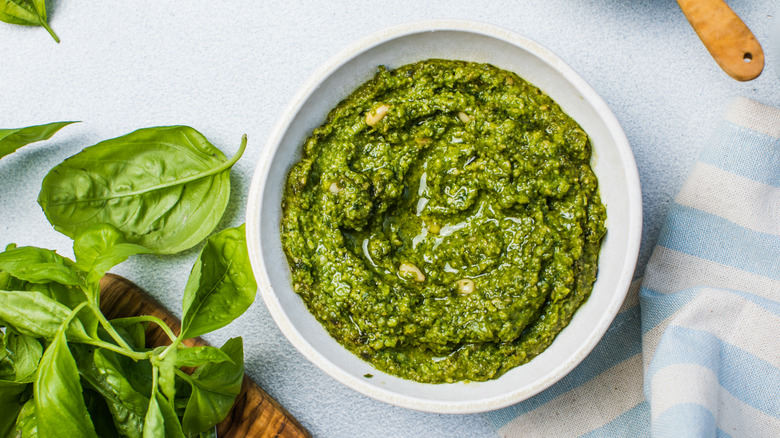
[246,20,642,414]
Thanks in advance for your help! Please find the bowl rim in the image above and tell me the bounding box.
[246,19,643,414]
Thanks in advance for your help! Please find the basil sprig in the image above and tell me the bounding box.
[0,0,59,42]
[0,126,257,437]
[1,226,255,437]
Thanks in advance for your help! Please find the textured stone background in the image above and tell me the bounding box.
[1,1,778,436]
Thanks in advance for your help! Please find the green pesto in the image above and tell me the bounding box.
[280,59,607,383]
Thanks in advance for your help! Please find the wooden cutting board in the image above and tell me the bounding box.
[98,273,310,438]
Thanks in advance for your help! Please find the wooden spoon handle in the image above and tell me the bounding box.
[677,0,764,81]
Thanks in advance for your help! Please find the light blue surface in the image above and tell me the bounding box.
[1,1,779,437]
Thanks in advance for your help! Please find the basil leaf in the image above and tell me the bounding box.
[127,324,147,350]
[0,331,11,379]
[38,126,247,255]
[0,291,90,342]
[0,330,34,437]
[0,243,96,336]
[174,346,232,368]
[15,281,99,338]
[4,331,42,383]
[0,0,41,24]
[73,224,151,285]
[0,244,96,336]
[181,337,243,435]
[157,392,185,438]
[41,282,99,337]
[0,367,12,387]
[76,348,148,438]
[1,388,27,438]
[142,391,165,438]
[106,348,155,397]
[0,376,29,396]
[142,390,184,438]
[0,270,18,291]
[0,256,30,307]
[0,375,29,394]
[13,398,37,438]
[34,309,98,438]
[82,388,120,438]
[0,121,75,159]
[0,246,80,285]
[180,225,257,339]
[111,321,146,350]
[0,0,59,42]
[157,347,177,402]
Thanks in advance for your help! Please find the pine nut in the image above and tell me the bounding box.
[455,279,475,295]
[366,104,390,126]
[399,262,425,282]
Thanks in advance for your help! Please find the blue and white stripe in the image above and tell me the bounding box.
[488,97,780,437]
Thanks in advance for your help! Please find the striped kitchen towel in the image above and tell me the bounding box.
[487,96,780,438]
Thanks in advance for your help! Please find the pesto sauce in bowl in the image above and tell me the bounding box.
[280,59,607,383]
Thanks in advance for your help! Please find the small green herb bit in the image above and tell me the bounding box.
[38,126,248,255]
[0,121,77,160]
[0,0,60,42]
